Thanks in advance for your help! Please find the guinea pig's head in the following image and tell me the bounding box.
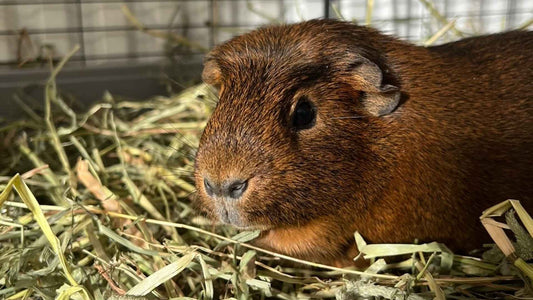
[194,19,401,231]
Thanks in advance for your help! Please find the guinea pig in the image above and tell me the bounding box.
[193,19,533,267]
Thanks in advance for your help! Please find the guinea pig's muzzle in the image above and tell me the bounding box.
[201,177,249,227]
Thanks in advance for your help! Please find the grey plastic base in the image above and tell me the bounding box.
[0,60,203,121]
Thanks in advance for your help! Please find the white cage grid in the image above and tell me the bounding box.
[0,0,531,68]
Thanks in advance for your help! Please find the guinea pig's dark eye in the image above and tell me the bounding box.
[291,97,316,130]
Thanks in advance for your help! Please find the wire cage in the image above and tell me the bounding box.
[0,0,531,68]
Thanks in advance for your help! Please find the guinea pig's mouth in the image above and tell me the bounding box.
[214,206,272,231]
[217,212,272,231]
[213,200,270,231]
[231,223,272,231]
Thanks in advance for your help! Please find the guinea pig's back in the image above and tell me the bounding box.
[427,30,533,100]
[391,30,532,211]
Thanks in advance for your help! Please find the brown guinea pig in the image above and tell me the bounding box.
[194,19,533,267]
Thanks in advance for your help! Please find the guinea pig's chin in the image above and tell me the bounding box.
[213,210,271,231]
[216,215,271,231]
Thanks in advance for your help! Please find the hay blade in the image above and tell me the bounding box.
[126,252,196,296]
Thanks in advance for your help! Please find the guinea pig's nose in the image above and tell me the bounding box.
[203,178,248,199]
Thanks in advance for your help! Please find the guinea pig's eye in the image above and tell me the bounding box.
[291,96,317,130]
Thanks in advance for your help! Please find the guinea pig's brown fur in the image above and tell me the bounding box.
[194,19,533,267]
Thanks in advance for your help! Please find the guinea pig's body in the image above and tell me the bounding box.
[194,19,532,266]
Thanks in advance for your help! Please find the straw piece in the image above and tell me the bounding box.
[337,280,426,300]
[355,232,444,259]
[44,45,80,197]
[417,0,464,37]
[126,252,196,296]
[480,199,533,284]
[424,18,457,46]
[365,0,375,25]
[197,254,214,300]
[121,5,207,52]
[414,260,445,300]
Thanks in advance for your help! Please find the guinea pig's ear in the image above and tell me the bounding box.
[202,59,223,90]
[349,58,400,117]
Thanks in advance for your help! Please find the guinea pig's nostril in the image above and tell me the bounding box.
[227,180,248,199]
[203,178,248,199]
[204,178,214,196]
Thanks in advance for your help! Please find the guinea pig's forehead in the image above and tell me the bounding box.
[220,81,287,108]
[224,59,332,91]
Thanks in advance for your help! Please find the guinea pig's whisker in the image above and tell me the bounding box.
[171,134,199,150]
[162,73,187,89]
[162,172,195,178]
[162,171,194,177]
[176,153,197,162]
[329,115,365,120]
[197,94,218,105]
[154,123,199,149]
[163,76,218,104]
[150,148,196,162]
[183,190,197,198]
[170,168,194,173]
